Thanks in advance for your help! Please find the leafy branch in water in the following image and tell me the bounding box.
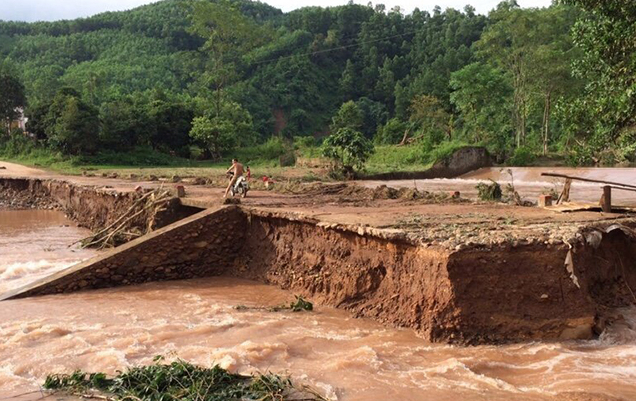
[235,295,313,312]
[44,358,326,401]
[475,180,502,201]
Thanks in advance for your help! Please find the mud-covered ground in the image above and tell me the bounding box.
[2,160,635,251]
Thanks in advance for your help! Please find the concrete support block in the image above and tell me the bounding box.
[538,194,552,207]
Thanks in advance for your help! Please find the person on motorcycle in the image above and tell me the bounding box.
[224,158,244,198]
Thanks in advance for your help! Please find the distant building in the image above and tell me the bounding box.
[9,108,28,132]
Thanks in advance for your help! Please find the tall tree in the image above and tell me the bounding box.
[330,101,363,133]
[475,1,532,148]
[450,62,513,155]
[189,99,255,159]
[409,95,451,143]
[0,69,26,134]
[560,0,636,161]
[476,3,578,151]
[45,88,99,155]
[190,0,268,118]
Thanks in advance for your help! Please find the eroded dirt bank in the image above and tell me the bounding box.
[236,210,636,344]
[237,210,456,339]
[0,177,199,233]
[2,176,636,344]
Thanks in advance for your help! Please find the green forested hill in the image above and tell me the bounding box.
[0,0,634,167]
[0,0,279,101]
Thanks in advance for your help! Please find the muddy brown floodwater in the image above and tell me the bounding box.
[362,167,636,205]
[0,210,96,294]
[1,210,635,401]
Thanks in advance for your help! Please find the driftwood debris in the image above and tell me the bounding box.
[76,188,173,249]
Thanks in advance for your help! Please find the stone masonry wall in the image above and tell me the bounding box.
[2,206,245,299]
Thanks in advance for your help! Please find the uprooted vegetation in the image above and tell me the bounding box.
[476,178,533,206]
[43,358,326,401]
[476,180,502,201]
[235,295,314,312]
[275,182,464,204]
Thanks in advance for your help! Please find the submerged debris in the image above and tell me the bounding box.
[44,358,326,401]
[235,295,313,312]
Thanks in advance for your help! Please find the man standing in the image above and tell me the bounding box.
[224,158,244,198]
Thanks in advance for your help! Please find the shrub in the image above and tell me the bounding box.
[43,358,323,400]
[322,127,374,174]
[0,131,35,156]
[293,135,316,149]
[507,146,536,166]
[80,146,180,166]
[476,180,502,201]
[279,151,296,167]
[374,118,407,145]
[233,136,288,164]
[429,140,471,164]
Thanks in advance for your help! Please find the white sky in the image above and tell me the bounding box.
[0,0,554,22]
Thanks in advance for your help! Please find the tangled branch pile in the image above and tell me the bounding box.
[43,358,326,401]
[79,188,172,249]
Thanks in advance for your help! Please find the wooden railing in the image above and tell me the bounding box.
[541,172,635,212]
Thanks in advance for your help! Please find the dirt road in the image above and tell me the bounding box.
[2,159,635,249]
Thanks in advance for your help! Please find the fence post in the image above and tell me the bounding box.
[600,185,612,213]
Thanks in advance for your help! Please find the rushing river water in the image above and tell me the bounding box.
[1,210,636,401]
[362,167,636,205]
[0,210,96,294]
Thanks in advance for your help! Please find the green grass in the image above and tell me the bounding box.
[0,137,291,176]
[365,145,431,173]
[362,142,472,174]
[44,358,325,401]
[0,134,476,179]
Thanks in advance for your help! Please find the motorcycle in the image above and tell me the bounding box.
[227,172,249,198]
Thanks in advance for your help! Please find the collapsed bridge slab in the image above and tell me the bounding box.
[2,176,636,344]
[3,203,636,344]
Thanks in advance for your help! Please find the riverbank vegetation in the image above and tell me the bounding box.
[0,0,634,174]
[44,358,326,400]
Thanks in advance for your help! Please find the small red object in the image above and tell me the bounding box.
[176,185,186,198]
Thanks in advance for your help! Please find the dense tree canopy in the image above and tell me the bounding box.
[0,0,632,164]
[0,66,26,133]
[559,0,636,163]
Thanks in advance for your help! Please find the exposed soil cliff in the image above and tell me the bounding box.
[235,212,456,339]
[235,211,636,343]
